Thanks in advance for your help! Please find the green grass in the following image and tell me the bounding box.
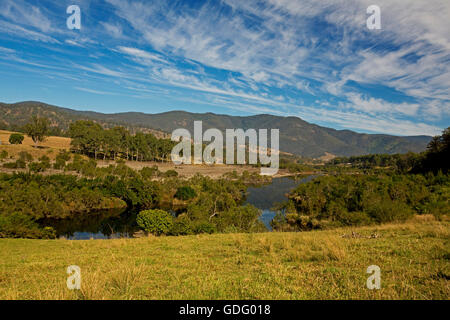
[0,215,448,300]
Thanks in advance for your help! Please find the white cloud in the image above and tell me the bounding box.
[117,46,166,63]
[0,0,52,33]
[344,93,420,117]
[101,22,123,38]
[74,87,118,95]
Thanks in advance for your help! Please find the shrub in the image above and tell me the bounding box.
[170,214,194,235]
[54,151,71,169]
[3,159,26,169]
[80,159,97,177]
[9,133,24,145]
[0,212,55,239]
[39,155,51,165]
[28,162,47,173]
[163,169,178,177]
[140,166,160,179]
[193,221,216,234]
[366,200,413,223]
[175,186,197,200]
[18,151,33,162]
[0,150,8,160]
[28,155,51,173]
[136,209,174,235]
[53,158,65,170]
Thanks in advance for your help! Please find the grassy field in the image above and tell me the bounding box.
[0,130,71,160]
[0,215,448,300]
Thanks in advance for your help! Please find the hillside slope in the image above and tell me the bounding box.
[0,101,431,157]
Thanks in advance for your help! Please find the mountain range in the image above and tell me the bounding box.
[0,101,431,158]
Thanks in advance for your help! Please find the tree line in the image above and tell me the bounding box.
[329,127,449,174]
[68,120,176,162]
[0,167,267,238]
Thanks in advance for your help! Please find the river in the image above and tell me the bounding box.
[46,175,314,239]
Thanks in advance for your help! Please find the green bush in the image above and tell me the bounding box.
[9,133,24,145]
[0,150,8,160]
[54,150,71,169]
[366,201,413,223]
[0,212,56,239]
[136,209,174,235]
[18,151,33,162]
[193,221,216,234]
[140,166,160,179]
[163,169,178,178]
[175,186,197,200]
[28,162,47,173]
[28,155,51,173]
[169,214,194,235]
[3,159,26,169]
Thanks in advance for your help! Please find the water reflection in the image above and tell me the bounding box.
[245,175,314,229]
[41,208,139,240]
[41,175,313,239]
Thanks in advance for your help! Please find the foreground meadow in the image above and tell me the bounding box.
[0,215,448,300]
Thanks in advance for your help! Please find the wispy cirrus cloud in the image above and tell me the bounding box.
[0,0,448,136]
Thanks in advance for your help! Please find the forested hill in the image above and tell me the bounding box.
[0,101,431,158]
[0,101,168,138]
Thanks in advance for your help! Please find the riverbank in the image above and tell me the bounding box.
[0,215,448,299]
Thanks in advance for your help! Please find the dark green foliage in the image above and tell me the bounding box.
[0,173,127,219]
[0,212,56,239]
[169,214,194,235]
[9,133,24,144]
[136,209,173,235]
[24,116,50,147]
[272,173,449,231]
[28,155,51,173]
[18,151,33,162]
[175,186,197,200]
[163,169,178,177]
[192,221,216,234]
[331,128,449,175]
[68,120,175,162]
[215,204,266,233]
[3,159,26,169]
[139,166,160,179]
[330,152,421,173]
[413,127,449,174]
[0,150,8,160]
[53,150,71,169]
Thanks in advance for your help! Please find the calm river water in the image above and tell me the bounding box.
[46,175,314,239]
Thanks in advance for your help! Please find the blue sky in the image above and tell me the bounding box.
[0,0,449,136]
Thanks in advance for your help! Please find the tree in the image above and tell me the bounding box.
[413,127,449,174]
[24,116,50,147]
[68,120,103,158]
[9,133,24,145]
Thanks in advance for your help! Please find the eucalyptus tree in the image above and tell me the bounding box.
[24,116,50,147]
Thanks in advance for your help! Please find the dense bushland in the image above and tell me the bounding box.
[0,165,266,238]
[272,172,449,231]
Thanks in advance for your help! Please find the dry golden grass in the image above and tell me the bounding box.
[0,130,71,160]
[0,130,294,178]
[0,217,448,300]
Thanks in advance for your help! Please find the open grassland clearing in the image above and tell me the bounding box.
[0,215,448,300]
